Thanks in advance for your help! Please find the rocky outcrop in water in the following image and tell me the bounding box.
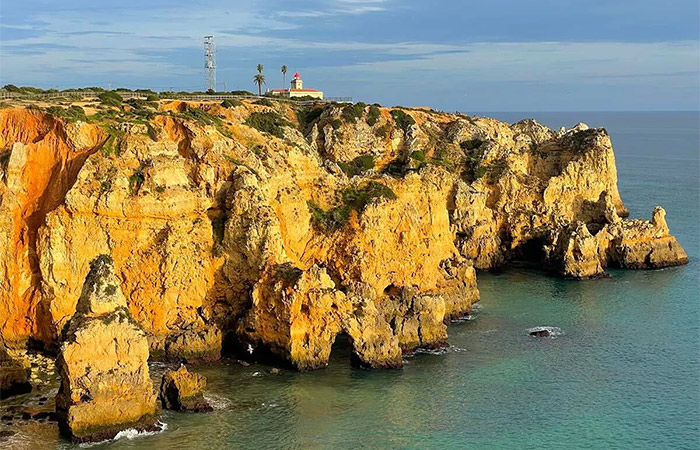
[160,365,212,412]
[0,345,31,399]
[0,99,688,370]
[55,255,159,442]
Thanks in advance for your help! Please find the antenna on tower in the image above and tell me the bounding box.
[204,35,216,92]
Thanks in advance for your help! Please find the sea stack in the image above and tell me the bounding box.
[55,255,159,443]
[160,365,212,412]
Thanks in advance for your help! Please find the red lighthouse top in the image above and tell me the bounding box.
[293,72,301,79]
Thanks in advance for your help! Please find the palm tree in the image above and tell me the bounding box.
[281,65,288,89]
[257,64,264,74]
[253,73,266,96]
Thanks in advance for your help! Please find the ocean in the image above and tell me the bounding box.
[4,112,699,449]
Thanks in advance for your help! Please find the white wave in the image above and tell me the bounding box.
[527,326,563,338]
[203,394,232,410]
[451,314,475,323]
[78,421,167,447]
[251,371,263,377]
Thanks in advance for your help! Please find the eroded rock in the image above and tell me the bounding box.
[160,365,212,412]
[55,255,159,443]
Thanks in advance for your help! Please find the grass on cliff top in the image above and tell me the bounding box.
[307,181,397,233]
[46,105,87,123]
[244,111,293,139]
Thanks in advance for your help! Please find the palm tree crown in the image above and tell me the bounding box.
[257,64,264,74]
[253,73,266,96]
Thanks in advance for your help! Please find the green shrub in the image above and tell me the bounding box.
[341,102,366,123]
[221,99,243,108]
[366,105,381,126]
[320,117,342,131]
[460,139,483,151]
[296,106,324,130]
[338,154,375,177]
[128,169,145,195]
[231,90,254,96]
[255,98,274,107]
[46,105,87,122]
[308,181,397,233]
[409,150,426,162]
[374,124,390,139]
[98,91,123,106]
[99,124,125,156]
[390,109,416,133]
[146,94,160,102]
[244,111,292,138]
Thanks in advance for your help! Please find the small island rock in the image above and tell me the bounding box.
[160,364,212,412]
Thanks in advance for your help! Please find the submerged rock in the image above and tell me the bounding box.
[55,255,159,443]
[160,364,212,412]
[528,326,563,338]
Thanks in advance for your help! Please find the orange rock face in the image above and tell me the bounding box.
[0,100,688,370]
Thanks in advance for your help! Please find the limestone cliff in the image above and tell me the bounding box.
[0,98,688,370]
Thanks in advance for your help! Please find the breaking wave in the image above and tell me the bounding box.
[79,421,167,447]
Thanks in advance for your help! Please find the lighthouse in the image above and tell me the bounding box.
[270,72,324,99]
[290,72,303,90]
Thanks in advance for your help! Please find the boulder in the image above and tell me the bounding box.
[0,348,31,399]
[159,365,212,412]
[55,255,159,443]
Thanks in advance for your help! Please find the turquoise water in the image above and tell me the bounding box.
[5,112,699,449]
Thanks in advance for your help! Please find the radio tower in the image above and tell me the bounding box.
[204,35,216,92]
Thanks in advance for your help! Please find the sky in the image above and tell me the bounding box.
[0,0,698,111]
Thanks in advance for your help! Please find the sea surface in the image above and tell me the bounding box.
[2,112,698,450]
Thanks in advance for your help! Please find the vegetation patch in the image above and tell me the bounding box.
[46,105,87,122]
[460,138,483,151]
[341,102,366,123]
[244,111,292,138]
[337,154,375,177]
[128,168,145,195]
[319,117,342,131]
[221,99,243,108]
[390,109,416,133]
[98,91,123,106]
[366,105,381,126]
[255,98,274,107]
[374,124,390,139]
[99,124,125,157]
[296,106,324,131]
[308,181,397,233]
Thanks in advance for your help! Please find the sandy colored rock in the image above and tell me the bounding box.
[55,255,159,443]
[0,343,31,399]
[0,101,688,372]
[160,364,212,412]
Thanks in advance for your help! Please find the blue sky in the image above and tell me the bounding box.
[1,0,698,111]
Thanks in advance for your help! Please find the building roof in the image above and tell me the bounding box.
[270,88,320,92]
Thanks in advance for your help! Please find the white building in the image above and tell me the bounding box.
[270,72,324,99]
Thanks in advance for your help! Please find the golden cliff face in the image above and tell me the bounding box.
[0,98,688,369]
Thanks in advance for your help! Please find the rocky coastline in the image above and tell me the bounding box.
[0,97,687,441]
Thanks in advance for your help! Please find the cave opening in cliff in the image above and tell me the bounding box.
[512,237,548,263]
[330,332,355,366]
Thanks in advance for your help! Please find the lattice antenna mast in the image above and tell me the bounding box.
[204,35,216,92]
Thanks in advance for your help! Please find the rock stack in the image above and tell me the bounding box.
[55,255,159,443]
[160,365,212,412]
